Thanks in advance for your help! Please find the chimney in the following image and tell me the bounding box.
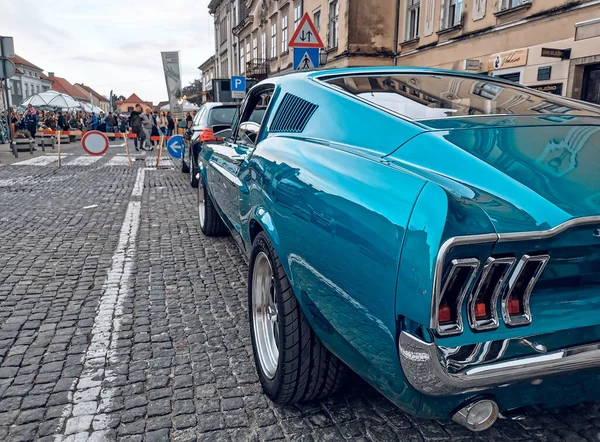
[49,72,55,77]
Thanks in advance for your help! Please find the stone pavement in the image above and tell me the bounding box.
[0,146,599,441]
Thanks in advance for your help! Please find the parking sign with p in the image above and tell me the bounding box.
[231,76,246,99]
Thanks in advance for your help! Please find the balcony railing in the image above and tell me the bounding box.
[246,58,270,80]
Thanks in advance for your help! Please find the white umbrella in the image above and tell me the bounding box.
[160,100,201,112]
[80,102,104,114]
[20,90,82,111]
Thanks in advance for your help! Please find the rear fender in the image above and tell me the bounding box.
[396,182,497,331]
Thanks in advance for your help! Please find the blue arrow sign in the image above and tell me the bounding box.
[167,135,185,159]
[293,48,319,71]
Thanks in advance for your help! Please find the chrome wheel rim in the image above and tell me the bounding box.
[252,251,279,379]
[198,180,205,228]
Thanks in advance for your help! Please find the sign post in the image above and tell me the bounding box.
[288,13,324,71]
[0,36,15,143]
[231,76,247,99]
[123,133,131,167]
[57,130,62,168]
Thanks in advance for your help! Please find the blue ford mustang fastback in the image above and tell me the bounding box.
[195,67,600,431]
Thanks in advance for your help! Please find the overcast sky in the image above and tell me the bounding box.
[1,0,215,103]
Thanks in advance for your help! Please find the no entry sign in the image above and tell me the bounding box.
[81,131,109,156]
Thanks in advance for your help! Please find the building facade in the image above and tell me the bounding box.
[207,0,398,82]
[7,55,48,107]
[396,0,600,104]
[209,0,240,79]
[115,93,153,114]
[198,55,216,102]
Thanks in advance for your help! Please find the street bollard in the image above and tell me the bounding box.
[11,141,18,158]
[29,139,34,155]
[52,136,56,150]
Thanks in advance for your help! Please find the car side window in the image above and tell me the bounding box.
[234,87,274,148]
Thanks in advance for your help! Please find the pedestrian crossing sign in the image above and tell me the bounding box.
[293,47,319,71]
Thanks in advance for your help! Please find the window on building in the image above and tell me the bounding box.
[220,17,228,43]
[25,83,29,98]
[328,0,339,49]
[499,0,529,10]
[405,0,420,41]
[246,40,251,67]
[253,36,258,60]
[442,0,462,29]
[221,57,229,77]
[281,14,289,53]
[261,30,267,60]
[271,21,277,58]
[127,106,134,112]
[314,10,321,33]
[294,2,303,29]
[240,41,245,73]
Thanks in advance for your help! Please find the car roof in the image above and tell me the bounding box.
[253,66,497,87]
[202,102,238,109]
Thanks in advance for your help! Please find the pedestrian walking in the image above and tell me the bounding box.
[142,108,154,150]
[129,104,146,151]
[167,112,175,136]
[157,111,168,138]
[26,105,37,139]
[105,112,116,133]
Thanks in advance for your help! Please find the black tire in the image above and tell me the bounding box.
[249,232,347,404]
[190,145,199,188]
[198,180,228,236]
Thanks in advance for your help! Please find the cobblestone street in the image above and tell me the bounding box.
[0,145,599,442]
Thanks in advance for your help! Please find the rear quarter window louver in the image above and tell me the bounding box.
[270,93,318,133]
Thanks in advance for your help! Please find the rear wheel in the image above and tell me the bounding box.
[198,178,228,236]
[249,232,347,404]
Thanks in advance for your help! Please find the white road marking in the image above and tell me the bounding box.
[145,156,173,168]
[55,168,145,440]
[12,155,59,166]
[12,153,74,166]
[64,156,103,166]
[132,168,145,197]
[103,156,131,167]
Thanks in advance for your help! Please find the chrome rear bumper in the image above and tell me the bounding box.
[398,331,600,396]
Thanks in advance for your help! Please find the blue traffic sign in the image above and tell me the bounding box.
[293,47,319,71]
[231,76,247,99]
[167,135,185,159]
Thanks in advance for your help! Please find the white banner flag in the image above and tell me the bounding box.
[161,51,184,120]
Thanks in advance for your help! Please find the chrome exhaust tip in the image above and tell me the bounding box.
[452,399,499,432]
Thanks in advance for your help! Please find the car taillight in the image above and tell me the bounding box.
[200,129,216,142]
[437,259,479,335]
[467,257,516,331]
[501,254,549,327]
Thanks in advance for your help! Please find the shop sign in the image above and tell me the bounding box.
[541,47,571,59]
[465,59,481,71]
[530,83,564,96]
[488,49,528,71]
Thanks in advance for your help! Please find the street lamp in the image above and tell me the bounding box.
[319,49,329,67]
